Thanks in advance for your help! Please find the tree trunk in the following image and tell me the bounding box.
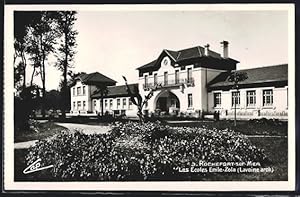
[30,66,36,86]
[41,50,46,118]
[137,106,144,123]
[21,52,26,89]
[234,88,237,127]
[61,22,69,119]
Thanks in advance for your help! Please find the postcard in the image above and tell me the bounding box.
[4,3,295,191]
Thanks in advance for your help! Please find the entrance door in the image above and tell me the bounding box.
[158,97,168,112]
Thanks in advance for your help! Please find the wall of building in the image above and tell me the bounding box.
[208,86,288,120]
[138,56,198,115]
[138,55,228,116]
[198,67,229,112]
[70,80,97,115]
[92,97,138,117]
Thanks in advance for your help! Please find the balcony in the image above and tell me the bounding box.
[143,77,194,90]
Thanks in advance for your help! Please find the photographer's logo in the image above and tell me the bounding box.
[23,158,53,174]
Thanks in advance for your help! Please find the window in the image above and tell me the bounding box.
[232,91,240,107]
[187,68,192,82]
[154,73,157,85]
[117,99,120,109]
[73,102,75,110]
[105,100,108,108]
[145,101,148,108]
[73,88,75,96]
[188,94,193,108]
[246,90,256,107]
[77,101,81,109]
[175,70,179,84]
[83,101,86,109]
[77,87,81,95]
[214,93,221,107]
[144,75,148,87]
[122,98,127,108]
[129,98,133,109]
[263,89,273,106]
[164,72,168,85]
[93,100,96,107]
[82,86,86,95]
[110,99,113,109]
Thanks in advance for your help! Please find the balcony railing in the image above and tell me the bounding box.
[143,77,194,90]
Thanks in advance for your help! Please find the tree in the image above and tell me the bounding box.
[123,76,158,123]
[228,71,248,126]
[14,11,33,90]
[94,85,108,117]
[45,90,62,110]
[26,11,60,117]
[55,11,78,118]
[15,84,42,134]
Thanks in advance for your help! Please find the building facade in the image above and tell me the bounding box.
[207,64,288,120]
[68,41,288,120]
[67,72,116,116]
[91,84,139,117]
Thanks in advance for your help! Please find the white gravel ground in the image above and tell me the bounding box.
[14,122,112,149]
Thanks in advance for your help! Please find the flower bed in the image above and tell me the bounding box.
[26,121,269,181]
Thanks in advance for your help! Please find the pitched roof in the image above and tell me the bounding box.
[208,64,288,90]
[91,83,139,99]
[137,45,238,70]
[76,72,117,86]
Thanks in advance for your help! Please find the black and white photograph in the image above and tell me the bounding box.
[4,4,295,191]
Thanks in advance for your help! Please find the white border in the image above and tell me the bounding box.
[4,4,295,191]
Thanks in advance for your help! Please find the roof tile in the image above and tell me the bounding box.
[91,83,139,98]
[208,64,288,89]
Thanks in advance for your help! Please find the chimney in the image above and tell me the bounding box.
[204,44,210,56]
[220,40,229,58]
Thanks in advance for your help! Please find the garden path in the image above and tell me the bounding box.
[55,123,111,135]
[14,140,38,149]
[14,123,111,149]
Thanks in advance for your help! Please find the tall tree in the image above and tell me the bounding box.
[55,11,78,118]
[26,11,60,117]
[14,11,33,90]
[228,71,248,126]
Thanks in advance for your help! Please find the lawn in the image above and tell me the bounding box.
[14,120,288,182]
[191,137,288,181]
[166,119,287,136]
[14,121,68,143]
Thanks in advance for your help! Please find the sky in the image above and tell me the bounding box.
[25,10,289,90]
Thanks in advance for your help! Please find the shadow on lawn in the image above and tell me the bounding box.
[14,121,68,143]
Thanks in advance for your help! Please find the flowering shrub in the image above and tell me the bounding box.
[26,121,269,180]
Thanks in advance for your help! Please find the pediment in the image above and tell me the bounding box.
[153,50,177,69]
